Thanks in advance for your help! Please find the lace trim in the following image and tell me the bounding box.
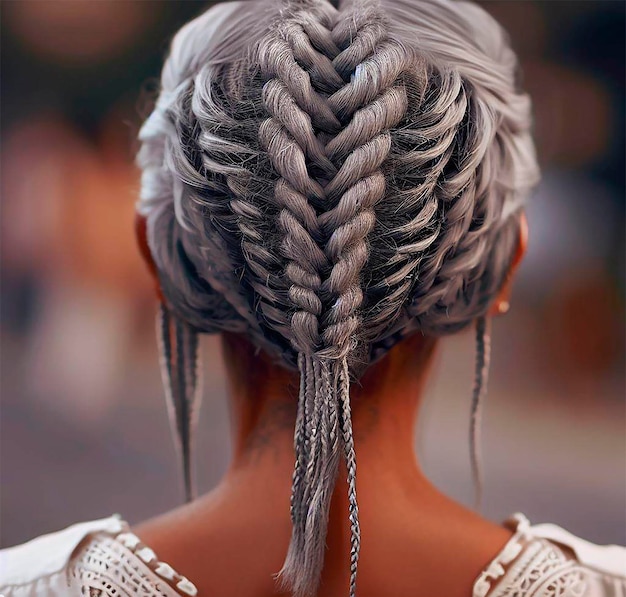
[473,514,530,597]
[68,526,198,597]
[473,514,589,597]
[113,530,198,596]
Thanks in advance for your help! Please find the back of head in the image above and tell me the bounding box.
[137,0,539,594]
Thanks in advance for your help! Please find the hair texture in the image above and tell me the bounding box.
[137,0,539,595]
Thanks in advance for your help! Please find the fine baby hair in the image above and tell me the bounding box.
[136,0,539,595]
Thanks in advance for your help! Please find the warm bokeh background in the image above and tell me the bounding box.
[1,1,624,548]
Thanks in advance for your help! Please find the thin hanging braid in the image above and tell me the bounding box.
[470,315,492,511]
[337,358,360,596]
[137,0,540,595]
[156,304,202,502]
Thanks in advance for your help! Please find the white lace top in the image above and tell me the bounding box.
[473,514,625,597]
[0,513,624,596]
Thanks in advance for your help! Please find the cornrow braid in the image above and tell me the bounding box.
[137,0,539,595]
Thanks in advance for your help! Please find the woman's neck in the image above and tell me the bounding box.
[220,332,439,498]
[135,332,513,597]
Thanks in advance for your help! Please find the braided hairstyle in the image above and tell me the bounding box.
[137,0,539,595]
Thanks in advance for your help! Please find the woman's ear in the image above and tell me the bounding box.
[490,212,528,317]
[134,212,164,302]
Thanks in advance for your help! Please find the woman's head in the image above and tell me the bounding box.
[136,0,539,594]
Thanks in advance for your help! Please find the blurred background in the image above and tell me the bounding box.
[1,0,624,549]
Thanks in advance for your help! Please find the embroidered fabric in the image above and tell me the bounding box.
[473,514,626,597]
[68,533,190,597]
[0,518,197,597]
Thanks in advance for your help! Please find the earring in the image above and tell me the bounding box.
[497,301,510,315]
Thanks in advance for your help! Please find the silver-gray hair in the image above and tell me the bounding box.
[137,0,539,595]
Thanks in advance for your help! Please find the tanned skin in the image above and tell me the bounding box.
[133,215,527,597]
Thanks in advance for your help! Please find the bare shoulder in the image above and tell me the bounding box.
[132,487,293,597]
[377,501,516,597]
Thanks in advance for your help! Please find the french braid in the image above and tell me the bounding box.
[137,0,539,595]
[255,4,419,594]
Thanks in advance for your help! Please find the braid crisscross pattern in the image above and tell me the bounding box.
[254,1,409,367]
[140,0,535,371]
